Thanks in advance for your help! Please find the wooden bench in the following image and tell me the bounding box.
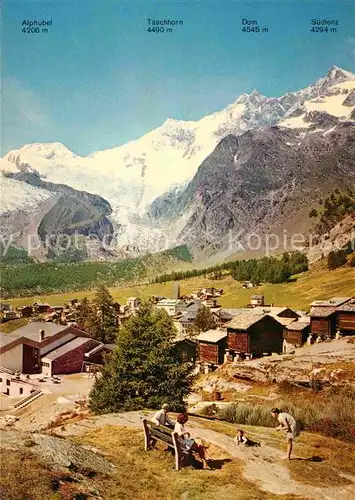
[142,418,191,470]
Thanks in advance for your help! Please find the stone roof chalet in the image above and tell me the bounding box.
[310,306,337,318]
[226,312,268,330]
[310,297,353,318]
[310,297,351,307]
[336,298,355,312]
[285,321,311,331]
[197,329,227,343]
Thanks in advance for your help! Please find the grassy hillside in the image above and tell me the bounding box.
[7,266,355,310]
[2,422,354,500]
[0,318,28,334]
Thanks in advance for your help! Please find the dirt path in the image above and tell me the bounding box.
[56,411,355,500]
[187,423,354,500]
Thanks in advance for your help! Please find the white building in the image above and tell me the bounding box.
[156,299,184,316]
[127,297,141,310]
[0,366,38,397]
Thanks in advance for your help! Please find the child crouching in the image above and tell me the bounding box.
[234,429,260,447]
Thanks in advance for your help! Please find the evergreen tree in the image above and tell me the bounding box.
[75,297,93,331]
[327,250,347,270]
[89,301,194,413]
[327,251,337,270]
[90,285,118,343]
[194,305,216,333]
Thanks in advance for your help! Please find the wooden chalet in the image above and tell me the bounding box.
[197,329,227,365]
[310,297,352,338]
[309,307,336,338]
[252,306,300,321]
[212,308,245,328]
[200,287,216,297]
[226,312,284,357]
[336,299,355,335]
[19,305,33,318]
[250,295,265,306]
[284,320,310,347]
[173,338,197,363]
[33,303,51,314]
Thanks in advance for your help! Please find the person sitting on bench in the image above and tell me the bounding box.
[174,413,212,469]
[153,403,175,429]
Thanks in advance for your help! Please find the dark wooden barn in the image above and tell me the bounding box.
[226,312,284,357]
[19,306,33,318]
[310,297,352,338]
[173,338,197,363]
[33,303,51,314]
[310,307,337,338]
[197,330,227,365]
[284,321,310,346]
[336,301,355,335]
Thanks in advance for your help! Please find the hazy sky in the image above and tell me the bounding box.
[2,0,355,155]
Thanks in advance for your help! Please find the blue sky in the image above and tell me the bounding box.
[2,0,355,155]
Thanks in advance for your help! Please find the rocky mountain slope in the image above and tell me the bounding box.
[150,120,355,256]
[307,213,355,264]
[1,66,354,259]
[0,170,114,260]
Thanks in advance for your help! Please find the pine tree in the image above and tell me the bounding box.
[75,297,93,331]
[194,305,216,333]
[89,301,194,414]
[327,251,337,270]
[90,285,118,343]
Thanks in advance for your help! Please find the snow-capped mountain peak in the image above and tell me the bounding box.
[7,142,76,161]
[327,65,355,81]
[1,66,354,256]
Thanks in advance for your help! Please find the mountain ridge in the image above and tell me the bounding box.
[1,66,354,260]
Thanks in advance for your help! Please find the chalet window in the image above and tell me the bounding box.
[0,377,2,382]
[6,380,10,386]
[20,388,23,395]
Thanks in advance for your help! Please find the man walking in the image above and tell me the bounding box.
[271,407,299,460]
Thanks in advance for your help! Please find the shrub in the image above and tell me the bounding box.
[215,387,355,441]
[327,250,347,270]
[218,403,274,428]
[200,403,219,417]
